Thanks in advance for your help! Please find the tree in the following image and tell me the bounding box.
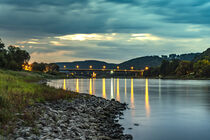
[7,45,30,70]
[193,60,210,77]
[175,61,193,76]
[169,59,180,75]
[0,38,5,51]
[160,60,170,76]
[169,54,177,60]
[32,62,46,72]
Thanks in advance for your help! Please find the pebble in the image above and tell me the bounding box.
[6,93,133,140]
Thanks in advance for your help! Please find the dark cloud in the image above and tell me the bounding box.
[1,0,210,39]
[0,0,210,62]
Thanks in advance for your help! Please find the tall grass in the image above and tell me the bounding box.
[0,70,77,134]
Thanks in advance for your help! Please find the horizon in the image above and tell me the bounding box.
[1,0,210,63]
[55,50,203,64]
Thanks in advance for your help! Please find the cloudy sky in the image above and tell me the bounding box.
[0,0,210,63]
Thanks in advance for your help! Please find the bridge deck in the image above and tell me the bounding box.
[60,69,144,72]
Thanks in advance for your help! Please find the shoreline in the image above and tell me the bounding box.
[6,93,133,140]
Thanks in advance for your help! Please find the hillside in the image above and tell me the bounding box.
[193,48,210,61]
[56,60,117,69]
[56,52,202,70]
[119,56,163,69]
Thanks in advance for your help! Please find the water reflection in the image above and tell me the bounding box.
[116,78,120,101]
[125,79,127,102]
[159,79,162,99]
[93,78,95,95]
[145,79,150,117]
[102,78,107,99]
[76,79,79,92]
[63,79,66,90]
[48,79,210,140]
[114,78,116,96]
[111,78,114,99]
[130,78,135,109]
[89,78,92,95]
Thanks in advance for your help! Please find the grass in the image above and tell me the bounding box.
[0,69,77,135]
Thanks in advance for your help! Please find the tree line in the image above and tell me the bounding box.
[144,48,210,78]
[0,39,59,73]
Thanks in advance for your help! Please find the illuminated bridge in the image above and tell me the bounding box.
[59,65,148,78]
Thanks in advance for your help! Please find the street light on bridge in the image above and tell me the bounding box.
[76,65,79,69]
[117,66,119,70]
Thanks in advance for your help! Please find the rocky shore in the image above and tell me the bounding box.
[7,94,133,140]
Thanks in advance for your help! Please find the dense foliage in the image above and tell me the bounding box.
[144,48,210,78]
[32,62,59,74]
[0,39,30,70]
[0,39,59,73]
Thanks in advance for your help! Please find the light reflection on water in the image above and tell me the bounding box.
[48,78,210,140]
[102,78,106,99]
[145,79,150,118]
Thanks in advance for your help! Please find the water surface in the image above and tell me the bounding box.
[48,78,210,140]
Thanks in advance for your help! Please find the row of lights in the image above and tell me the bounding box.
[64,65,149,70]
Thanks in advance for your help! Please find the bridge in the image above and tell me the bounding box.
[60,66,148,78]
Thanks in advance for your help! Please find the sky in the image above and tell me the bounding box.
[0,0,210,63]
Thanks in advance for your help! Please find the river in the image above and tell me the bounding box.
[47,78,210,140]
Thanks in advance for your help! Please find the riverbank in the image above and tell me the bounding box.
[6,94,132,140]
[0,70,132,139]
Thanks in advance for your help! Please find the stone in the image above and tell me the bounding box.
[16,137,25,140]
[7,93,132,139]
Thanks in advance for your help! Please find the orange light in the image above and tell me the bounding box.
[76,65,79,69]
[22,63,32,71]
[89,65,93,69]
[64,65,66,68]
[145,66,149,70]
[92,72,97,78]
[103,65,106,69]
[131,66,134,70]
[117,66,119,70]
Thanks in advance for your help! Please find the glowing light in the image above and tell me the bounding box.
[145,79,150,117]
[111,78,114,99]
[63,79,66,90]
[125,79,127,101]
[116,78,120,101]
[117,66,120,70]
[22,63,32,71]
[103,65,106,69]
[76,65,79,69]
[89,78,92,95]
[102,78,107,99]
[131,66,134,70]
[145,66,149,70]
[64,65,66,68]
[131,78,135,109]
[92,72,97,78]
[89,65,93,69]
[76,79,79,92]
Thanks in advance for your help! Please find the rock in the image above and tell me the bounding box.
[7,93,132,140]
[16,137,25,140]
[134,123,139,126]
